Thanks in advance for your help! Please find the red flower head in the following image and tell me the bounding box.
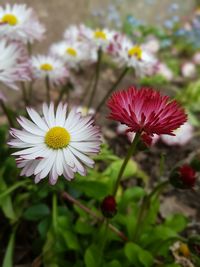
[170,164,196,189]
[107,87,187,144]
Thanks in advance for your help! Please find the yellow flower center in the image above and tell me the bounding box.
[45,127,70,149]
[1,14,18,26]
[40,63,54,71]
[94,30,107,40]
[128,46,142,60]
[66,47,77,57]
[179,243,190,258]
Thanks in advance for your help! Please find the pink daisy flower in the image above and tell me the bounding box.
[107,87,187,144]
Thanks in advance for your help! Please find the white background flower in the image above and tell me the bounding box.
[0,4,45,43]
[161,122,193,146]
[0,39,30,90]
[31,55,69,86]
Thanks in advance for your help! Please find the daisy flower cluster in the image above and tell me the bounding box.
[49,24,158,77]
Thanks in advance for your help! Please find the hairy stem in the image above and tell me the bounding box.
[113,132,140,196]
[0,99,15,127]
[87,48,102,108]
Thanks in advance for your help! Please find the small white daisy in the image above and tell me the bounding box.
[50,40,87,69]
[30,55,69,86]
[111,36,157,77]
[181,62,196,78]
[76,106,95,116]
[156,63,174,81]
[0,39,30,90]
[161,122,193,146]
[63,24,82,42]
[0,4,45,43]
[83,27,116,51]
[8,103,102,185]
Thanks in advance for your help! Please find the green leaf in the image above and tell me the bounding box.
[23,204,50,221]
[84,245,102,267]
[164,214,188,232]
[105,260,122,267]
[126,187,145,200]
[75,219,93,235]
[0,172,16,220]
[2,231,15,267]
[138,249,154,267]
[103,159,148,184]
[38,217,51,238]
[60,230,80,250]
[125,242,153,267]
[72,180,109,199]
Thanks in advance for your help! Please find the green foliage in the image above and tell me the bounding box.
[140,74,168,87]
[0,127,194,266]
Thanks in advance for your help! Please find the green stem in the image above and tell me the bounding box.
[27,42,32,56]
[133,181,169,241]
[0,180,30,199]
[45,76,51,104]
[98,218,109,267]
[52,193,58,234]
[28,81,34,101]
[21,82,28,105]
[113,132,140,196]
[80,72,95,104]
[95,67,129,113]
[2,229,16,267]
[57,86,66,104]
[133,196,149,241]
[87,48,102,108]
[0,99,14,127]
[148,180,169,199]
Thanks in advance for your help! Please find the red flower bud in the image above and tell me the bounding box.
[179,164,196,188]
[101,195,117,218]
[170,164,196,189]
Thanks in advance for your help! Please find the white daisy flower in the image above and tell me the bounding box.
[0,39,30,90]
[8,103,102,185]
[156,63,174,81]
[30,55,69,86]
[79,26,116,51]
[181,62,196,78]
[161,122,193,146]
[112,36,157,77]
[193,52,200,65]
[63,24,82,42]
[0,4,45,44]
[76,106,95,116]
[50,40,87,69]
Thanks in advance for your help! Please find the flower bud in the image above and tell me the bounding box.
[101,195,117,218]
[170,164,196,189]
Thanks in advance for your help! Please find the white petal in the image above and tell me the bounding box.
[27,107,48,131]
